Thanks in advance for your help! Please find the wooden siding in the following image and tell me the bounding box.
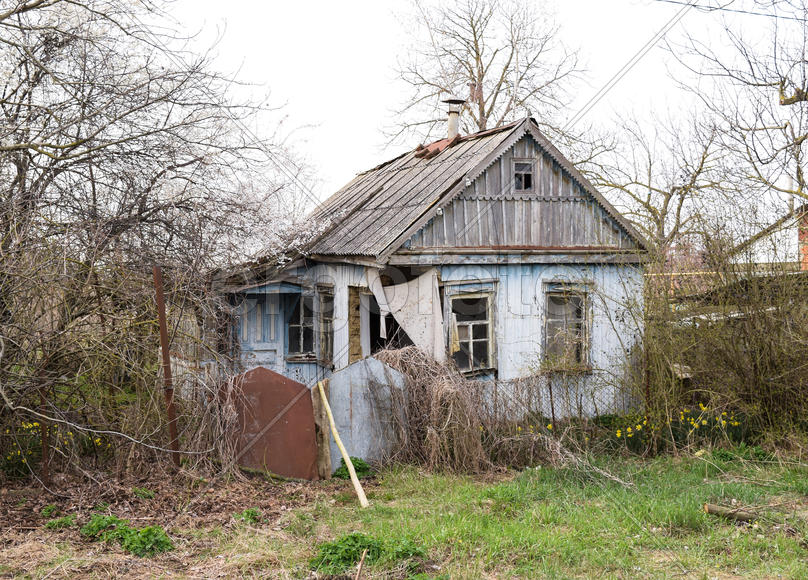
[406,135,637,251]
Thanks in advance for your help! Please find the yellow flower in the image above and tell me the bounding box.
[701,420,707,426]
[636,424,642,431]
[722,411,727,416]
[616,430,622,438]
[21,459,25,464]
[683,408,690,414]
[626,427,633,433]
[546,424,553,430]
[721,420,727,427]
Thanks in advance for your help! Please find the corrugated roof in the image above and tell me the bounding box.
[308,122,519,257]
[307,118,648,258]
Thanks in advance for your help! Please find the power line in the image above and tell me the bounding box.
[650,0,808,22]
[565,1,696,130]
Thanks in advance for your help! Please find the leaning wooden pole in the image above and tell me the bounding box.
[153,266,180,468]
[316,380,369,508]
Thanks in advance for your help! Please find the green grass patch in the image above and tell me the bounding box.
[332,456,373,480]
[45,515,76,529]
[233,508,261,524]
[132,487,155,499]
[302,456,808,577]
[80,513,172,557]
[41,504,58,517]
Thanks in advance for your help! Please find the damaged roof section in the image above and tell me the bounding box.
[307,118,648,259]
[308,122,520,257]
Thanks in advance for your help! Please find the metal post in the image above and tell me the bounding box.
[152,266,180,467]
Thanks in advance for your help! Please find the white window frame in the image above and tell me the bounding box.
[542,283,590,370]
[449,292,495,373]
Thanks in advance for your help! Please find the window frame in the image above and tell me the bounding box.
[286,293,316,361]
[542,283,591,372]
[317,284,335,366]
[449,292,495,374]
[512,158,535,193]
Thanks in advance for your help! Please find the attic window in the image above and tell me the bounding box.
[513,160,534,192]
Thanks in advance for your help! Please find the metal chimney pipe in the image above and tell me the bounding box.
[442,96,466,140]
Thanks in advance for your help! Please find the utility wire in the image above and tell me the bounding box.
[650,0,808,22]
[565,1,696,130]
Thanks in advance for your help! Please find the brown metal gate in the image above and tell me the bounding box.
[231,367,319,480]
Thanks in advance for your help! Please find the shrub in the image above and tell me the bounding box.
[45,515,76,529]
[310,533,383,574]
[333,457,373,480]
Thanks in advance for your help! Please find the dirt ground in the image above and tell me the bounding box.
[0,469,359,579]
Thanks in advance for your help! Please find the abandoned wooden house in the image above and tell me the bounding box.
[219,111,648,475]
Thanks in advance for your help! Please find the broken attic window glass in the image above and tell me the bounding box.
[514,161,533,192]
[288,295,314,357]
[451,295,492,372]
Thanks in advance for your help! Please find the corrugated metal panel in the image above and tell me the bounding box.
[309,124,518,256]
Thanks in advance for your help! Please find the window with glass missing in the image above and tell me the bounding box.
[544,284,588,368]
[513,159,534,192]
[450,294,493,372]
[287,294,314,357]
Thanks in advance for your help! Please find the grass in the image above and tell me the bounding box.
[281,455,808,578]
[5,455,808,578]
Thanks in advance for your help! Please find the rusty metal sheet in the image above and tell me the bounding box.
[232,366,318,480]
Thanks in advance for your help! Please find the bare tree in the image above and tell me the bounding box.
[673,0,808,208]
[583,115,724,261]
[392,0,580,143]
[0,0,308,480]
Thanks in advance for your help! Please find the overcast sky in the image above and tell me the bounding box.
[170,0,759,202]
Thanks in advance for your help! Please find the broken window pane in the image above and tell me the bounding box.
[451,294,492,372]
[514,161,534,192]
[288,294,315,357]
